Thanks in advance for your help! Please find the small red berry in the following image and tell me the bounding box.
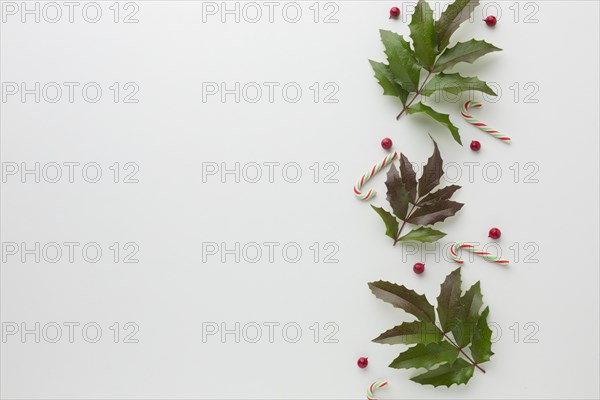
[389,7,400,19]
[381,137,393,150]
[357,357,368,368]
[488,228,501,239]
[413,262,425,275]
[484,16,497,26]
[470,140,481,151]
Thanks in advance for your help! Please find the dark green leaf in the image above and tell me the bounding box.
[452,282,484,347]
[371,205,399,240]
[417,138,443,197]
[398,227,446,243]
[399,153,417,203]
[410,358,475,387]
[385,164,410,220]
[422,73,497,97]
[418,185,462,206]
[409,0,437,69]
[435,0,480,51]
[436,269,462,333]
[406,199,464,226]
[380,30,421,92]
[369,60,409,104]
[406,102,462,145]
[471,306,494,363]
[389,342,459,370]
[433,39,502,73]
[368,281,436,323]
[373,321,442,345]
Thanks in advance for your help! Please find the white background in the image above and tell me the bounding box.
[1,1,599,399]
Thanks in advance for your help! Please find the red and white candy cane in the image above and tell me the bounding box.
[354,152,398,200]
[367,380,388,400]
[461,100,511,143]
[450,242,509,265]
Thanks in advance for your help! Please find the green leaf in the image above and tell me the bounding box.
[410,358,475,387]
[409,0,437,69]
[380,30,421,92]
[471,306,494,363]
[433,39,502,73]
[452,282,484,347]
[417,137,443,197]
[368,281,436,323]
[373,321,442,345]
[369,60,409,104]
[436,269,462,333]
[398,227,446,243]
[389,342,459,370]
[406,102,462,145]
[406,199,464,226]
[371,205,399,239]
[418,185,461,206]
[435,0,480,51]
[385,164,410,220]
[422,73,497,97]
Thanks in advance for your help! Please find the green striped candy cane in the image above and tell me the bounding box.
[354,151,397,201]
[461,100,511,143]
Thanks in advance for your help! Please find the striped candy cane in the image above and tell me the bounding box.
[367,380,388,400]
[450,242,509,265]
[354,152,398,201]
[461,100,511,143]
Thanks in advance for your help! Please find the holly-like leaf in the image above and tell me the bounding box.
[406,199,464,226]
[380,30,421,92]
[417,138,443,197]
[409,0,437,69]
[398,227,446,243]
[406,102,462,145]
[452,282,484,347]
[435,0,480,51]
[418,185,461,206]
[389,342,459,370]
[373,321,442,345]
[371,205,399,239]
[385,164,410,220]
[368,281,436,323]
[436,269,462,333]
[433,39,502,73]
[471,306,494,363]
[422,73,497,97]
[369,60,409,104]
[410,358,475,387]
[399,154,418,203]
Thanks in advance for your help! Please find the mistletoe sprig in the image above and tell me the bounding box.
[372,138,463,245]
[368,269,494,387]
[369,0,501,144]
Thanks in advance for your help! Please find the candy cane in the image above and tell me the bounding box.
[367,380,388,400]
[354,152,398,200]
[450,242,509,265]
[461,100,511,143]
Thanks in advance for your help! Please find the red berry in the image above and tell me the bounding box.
[488,228,501,239]
[381,137,393,150]
[413,262,425,275]
[484,16,497,26]
[389,7,400,18]
[357,357,368,368]
[470,140,481,151]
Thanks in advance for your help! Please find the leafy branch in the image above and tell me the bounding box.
[369,0,501,144]
[372,137,463,245]
[368,269,494,387]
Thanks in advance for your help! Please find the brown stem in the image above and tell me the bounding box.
[393,203,418,246]
[396,70,433,120]
[442,331,486,373]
